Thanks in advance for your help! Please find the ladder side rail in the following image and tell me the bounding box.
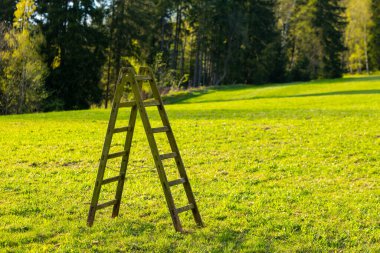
[129,68,184,232]
[140,67,204,227]
[87,70,126,226]
[112,98,138,217]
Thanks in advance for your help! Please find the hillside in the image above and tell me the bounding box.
[0,76,379,251]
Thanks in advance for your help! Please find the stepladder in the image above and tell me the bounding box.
[87,66,204,232]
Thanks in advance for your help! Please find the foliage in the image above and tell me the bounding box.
[35,0,107,111]
[0,0,379,112]
[0,76,379,251]
[100,0,164,107]
[0,0,17,24]
[313,0,346,78]
[345,0,372,74]
[0,0,47,114]
[187,0,284,85]
[369,0,380,70]
[281,0,346,80]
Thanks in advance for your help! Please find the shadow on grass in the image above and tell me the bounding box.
[164,108,379,121]
[164,75,380,104]
[163,88,212,104]
[329,75,380,83]
[288,89,380,98]
[288,90,380,98]
[171,89,380,105]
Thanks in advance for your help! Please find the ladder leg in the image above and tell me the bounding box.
[112,104,138,217]
[87,73,125,227]
[130,70,184,232]
[141,67,204,227]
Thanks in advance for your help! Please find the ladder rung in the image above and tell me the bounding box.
[119,101,136,108]
[113,126,130,134]
[151,126,169,133]
[160,152,177,160]
[102,175,121,185]
[176,204,194,214]
[96,200,117,210]
[143,100,161,107]
[107,151,127,159]
[135,75,152,81]
[168,178,186,187]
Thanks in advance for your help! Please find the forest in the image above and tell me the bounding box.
[0,0,379,114]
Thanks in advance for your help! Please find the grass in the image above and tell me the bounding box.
[0,75,379,252]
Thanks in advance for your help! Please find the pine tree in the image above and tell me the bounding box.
[313,0,346,78]
[187,0,283,85]
[101,0,163,106]
[36,0,106,110]
[239,0,284,83]
[0,0,17,24]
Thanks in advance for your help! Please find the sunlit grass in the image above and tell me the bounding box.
[0,76,379,251]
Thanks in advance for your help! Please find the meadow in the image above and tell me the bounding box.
[0,76,379,252]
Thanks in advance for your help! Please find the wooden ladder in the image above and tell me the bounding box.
[87,66,203,232]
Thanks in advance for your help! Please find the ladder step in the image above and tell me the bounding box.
[176,204,194,214]
[135,75,152,81]
[151,126,170,133]
[168,178,186,187]
[160,152,177,160]
[107,151,127,159]
[143,100,161,107]
[119,101,136,108]
[102,175,121,185]
[113,126,130,134]
[96,200,117,210]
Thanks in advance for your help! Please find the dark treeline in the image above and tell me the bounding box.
[0,0,379,114]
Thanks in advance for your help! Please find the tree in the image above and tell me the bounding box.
[239,0,285,83]
[280,0,346,80]
[36,0,106,110]
[286,0,319,80]
[100,0,165,107]
[0,0,47,114]
[344,0,372,74]
[369,0,380,70]
[313,0,346,78]
[0,0,17,24]
[186,0,284,86]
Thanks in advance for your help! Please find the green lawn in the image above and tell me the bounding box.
[0,76,379,252]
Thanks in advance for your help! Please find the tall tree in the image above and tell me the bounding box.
[345,0,372,74]
[369,0,380,70]
[0,0,48,114]
[239,0,285,83]
[187,0,283,85]
[281,0,346,80]
[101,0,164,107]
[313,0,346,78]
[0,0,17,24]
[36,0,106,110]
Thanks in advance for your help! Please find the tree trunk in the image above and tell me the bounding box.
[18,62,26,114]
[105,0,116,109]
[364,24,370,74]
[215,33,233,86]
[113,0,125,94]
[180,28,186,77]
[172,4,182,70]
[193,32,201,86]
[160,16,165,51]
[188,36,193,87]
[105,50,112,109]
